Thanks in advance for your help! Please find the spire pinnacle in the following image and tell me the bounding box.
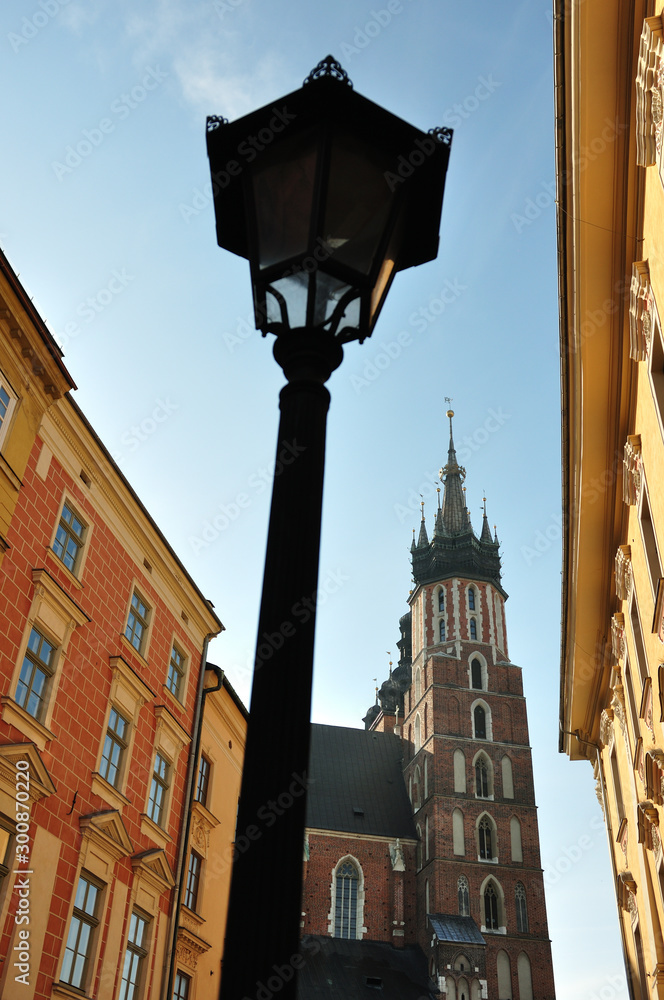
[481,495,493,542]
[439,407,468,534]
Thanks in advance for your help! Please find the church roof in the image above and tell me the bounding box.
[297,936,433,999]
[307,724,416,840]
[428,914,486,946]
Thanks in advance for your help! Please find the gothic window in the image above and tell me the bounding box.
[468,587,476,611]
[454,749,467,793]
[471,658,483,690]
[515,882,528,932]
[517,953,533,1000]
[474,705,486,739]
[453,808,465,855]
[415,668,421,702]
[413,766,421,810]
[478,817,493,859]
[416,825,423,869]
[414,714,421,753]
[510,817,523,862]
[424,754,429,798]
[439,619,446,642]
[497,950,512,1000]
[424,704,428,740]
[438,588,445,612]
[334,861,359,938]
[475,756,489,797]
[425,814,430,860]
[484,882,499,930]
[470,618,477,640]
[458,875,470,916]
[501,756,514,798]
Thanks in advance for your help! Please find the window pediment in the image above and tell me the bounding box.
[0,741,56,805]
[79,809,134,867]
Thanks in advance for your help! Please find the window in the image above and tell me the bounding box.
[335,861,359,938]
[474,704,486,739]
[61,874,102,989]
[454,749,466,792]
[413,766,421,810]
[640,480,663,600]
[0,374,17,448]
[611,748,625,823]
[438,589,445,612]
[147,753,170,826]
[453,808,465,855]
[184,851,202,911]
[468,587,476,610]
[173,972,191,1000]
[119,910,149,1000]
[166,644,186,700]
[510,817,523,862]
[16,627,55,721]
[414,714,421,753]
[99,707,129,788]
[515,882,528,932]
[484,882,499,930]
[479,817,493,859]
[125,591,151,655]
[195,755,211,807]
[476,756,489,797]
[53,502,87,574]
[415,667,422,702]
[458,875,470,916]
[439,619,446,641]
[470,618,477,640]
[501,755,514,798]
[471,658,483,690]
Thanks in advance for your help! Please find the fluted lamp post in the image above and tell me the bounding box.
[207,55,452,1000]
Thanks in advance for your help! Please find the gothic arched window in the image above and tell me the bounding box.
[458,875,470,916]
[475,756,489,797]
[439,619,446,642]
[515,882,528,933]
[474,705,486,739]
[438,589,445,612]
[471,658,483,690]
[415,667,422,702]
[414,714,421,753]
[334,861,359,938]
[468,587,476,611]
[470,618,477,640]
[484,882,499,930]
[479,817,493,859]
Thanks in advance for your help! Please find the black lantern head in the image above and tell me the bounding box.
[207,56,452,344]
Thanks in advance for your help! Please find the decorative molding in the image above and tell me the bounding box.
[615,545,633,601]
[611,613,626,663]
[617,870,637,910]
[641,677,655,739]
[629,261,654,360]
[390,838,406,872]
[0,742,56,803]
[623,435,642,505]
[645,749,664,804]
[599,708,614,749]
[636,16,664,167]
[79,809,134,865]
[131,847,175,893]
[637,800,659,849]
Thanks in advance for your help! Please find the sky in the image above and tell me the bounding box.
[0,0,628,996]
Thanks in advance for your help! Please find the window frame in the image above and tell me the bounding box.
[184,850,203,912]
[515,882,528,933]
[119,909,150,1000]
[15,626,56,722]
[334,860,359,939]
[173,971,192,1000]
[147,751,170,827]
[166,641,187,701]
[0,371,18,450]
[124,588,152,658]
[98,706,130,789]
[52,498,88,578]
[195,754,211,807]
[59,872,104,991]
[458,875,470,916]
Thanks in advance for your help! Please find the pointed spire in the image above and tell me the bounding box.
[440,408,468,534]
[417,501,429,547]
[411,527,416,552]
[481,496,493,543]
[494,524,499,545]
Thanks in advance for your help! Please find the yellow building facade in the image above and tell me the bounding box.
[557,0,664,995]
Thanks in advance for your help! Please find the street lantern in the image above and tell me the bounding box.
[207,56,451,1000]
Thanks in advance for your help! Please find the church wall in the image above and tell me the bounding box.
[301,832,417,945]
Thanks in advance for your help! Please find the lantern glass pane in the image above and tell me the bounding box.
[264,273,310,329]
[323,133,395,276]
[252,132,318,271]
[312,272,360,332]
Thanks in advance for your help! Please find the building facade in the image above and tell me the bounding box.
[0,248,245,1000]
[556,0,664,995]
[299,413,555,1000]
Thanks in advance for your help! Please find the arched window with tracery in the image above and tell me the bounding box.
[334,861,359,938]
[484,881,499,930]
[515,882,528,932]
[468,587,476,611]
[458,875,470,916]
[474,705,486,739]
[478,817,493,860]
[470,617,477,640]
[438,588,445,612]
[439,618,446,642]
[475,756,489,797]
[471,658,482,690]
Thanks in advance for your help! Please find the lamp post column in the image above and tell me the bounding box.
[220,331,343,1000]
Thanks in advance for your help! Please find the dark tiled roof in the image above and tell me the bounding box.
[307,724,416,840]
[428,914,486,946]
[297,936,434,1000]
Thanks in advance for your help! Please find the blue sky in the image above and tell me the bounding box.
[1,0,627,995]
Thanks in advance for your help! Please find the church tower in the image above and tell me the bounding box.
[367,410,556,1000]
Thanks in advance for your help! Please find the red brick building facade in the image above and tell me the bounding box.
[299,413,556,1000]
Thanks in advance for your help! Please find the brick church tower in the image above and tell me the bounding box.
[365,410,556,1000]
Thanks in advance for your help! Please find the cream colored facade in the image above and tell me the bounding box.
[557,0,664,996]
